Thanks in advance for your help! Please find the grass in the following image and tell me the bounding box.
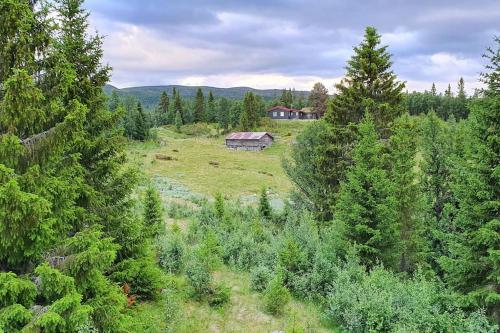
[128,268,338,333]
[126,121,308,199]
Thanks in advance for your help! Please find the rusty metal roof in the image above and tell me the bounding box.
[267,105,301,113]
[225,132,273,140]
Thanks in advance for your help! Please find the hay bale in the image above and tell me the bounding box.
[209,160,220,166]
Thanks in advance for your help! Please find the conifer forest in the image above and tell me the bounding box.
[0,1,499,332]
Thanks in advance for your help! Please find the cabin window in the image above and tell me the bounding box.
[280,112,284,117]
[273,111,277,117]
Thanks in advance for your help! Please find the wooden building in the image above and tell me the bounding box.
[267,106,319,120]
[225,132,274,151]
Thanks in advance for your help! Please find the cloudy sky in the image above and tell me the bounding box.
[84,0,499,93]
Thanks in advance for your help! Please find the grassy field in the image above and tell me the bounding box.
[127,120,308,199]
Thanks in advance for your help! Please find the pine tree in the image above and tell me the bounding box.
[335,114,398,269]
[194,88,205,122]
[259,187,272,219]
[207,91,216,123]
[308,82,328,117]
[155,91,169,126]
[455,77,469,119]
[389,114,427,273]
[331,27,405,131]
[109,90,121,113]
[440,41,500,323]
[143,186,163,238]
[445,84,452,97]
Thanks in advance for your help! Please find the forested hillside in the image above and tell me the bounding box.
[0,1,499,332]
[105,84,310,108]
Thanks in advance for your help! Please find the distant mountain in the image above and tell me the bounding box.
[103,84,309,108]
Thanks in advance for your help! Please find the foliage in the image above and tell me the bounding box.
[330,26,405,132]
[207,283,231,307]
[308,82,328,117]
[263,273,291,315]
[0,272,36,308]
[326,264,497,332]
[158,227,185,274]
[258,187,272,219]
[335,115,398,269]
[284,120,354,221]
[110,257,165,300]
[144,185,164,238]
[250,265,273,292]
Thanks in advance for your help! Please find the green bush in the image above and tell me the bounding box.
[0,304,32,332]
[0,272,36,308]
[263,274,290,315]
[110,257,165,300]
[185,259,212,298]
[35,263,76,303]
[158,232,185,274]
[250,265,272,292]
[326,264,497,332]
[207,283,231,307]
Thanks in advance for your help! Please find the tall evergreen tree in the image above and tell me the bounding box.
[133,102,148,141]
[335,114,398,269]
[431,83,437,96]
[308,82,328,117]
[143,186,163,238]
[440,40,500,323]
[240,92,258,130]
[389,114,427,273]
[194,88,205,122]
[330,26,405,132]
[217,97,230,131]
[155,91,169,126]
[207,91,216,123]
[173,89,184,124]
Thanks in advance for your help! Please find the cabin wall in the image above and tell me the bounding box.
[225,136,273,150]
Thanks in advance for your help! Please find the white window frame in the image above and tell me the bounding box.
[273,111,277,117]
[280,111,284,117]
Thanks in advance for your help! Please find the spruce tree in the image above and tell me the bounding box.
[155,91,169,126]
[455,77,469,119]
[240,92,257,130]
[431,83,437,96]
[143,186,163,238]
[207,91,216,123]
[134,102,148,141]
[389,114,427,273]
[173,89,183,124]
[174,110,182,132]
[308,82,328,117]
[440,41,500,322]
[331,26,405,131]
[217,97,230,131]
[194,88,205,122]
[259,187,272,219]
[335,114,398,269]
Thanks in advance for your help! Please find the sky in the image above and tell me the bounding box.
[84,0,500,93]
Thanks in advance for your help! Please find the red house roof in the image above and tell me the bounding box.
[225,132,274,140]
[267,105,301,113]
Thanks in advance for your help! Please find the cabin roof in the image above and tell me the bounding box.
[225,132,274,140]
[267,106,301,113]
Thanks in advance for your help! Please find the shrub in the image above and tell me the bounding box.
[35,263,76,303]
[0,304,32,332]
[263,274,290,315]
[185,259,212,298]
[0,272,36,308]
[110,257,165,300]
[143,186,164,238]
[326,265,497,332]
[250,265,272,292]
[158,232,185,274]
[207,283,231,307]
